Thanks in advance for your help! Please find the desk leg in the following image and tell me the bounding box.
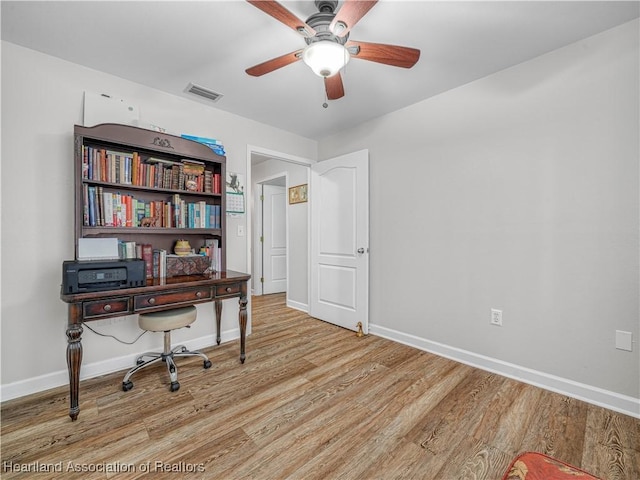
[215,300,222,345]
[239,283,248,363]
[66,303,83,421]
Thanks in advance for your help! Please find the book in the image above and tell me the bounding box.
[103,191,114,226]
[182,160,205,177]
[124,195,133,227]
[82,184,89,226]
[82,146,89,180]
[141,244,153,278]
[204,238,221,272]
[152,249,160,278]
[204,170,213,193]
[114,193,123,227]
[152,248,167,278]
[119,241,136,259]
[88,186,96,226]
[136,200,146,227]
[146,157,179,165]
[159,249,166,278]
[194,202,202,228]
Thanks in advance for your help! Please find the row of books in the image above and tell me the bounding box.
[119,242,168,278]
[81,145,222,194]
[120,239,222,278]
[84,186,222,229]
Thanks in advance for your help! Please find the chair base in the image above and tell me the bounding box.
[122,336,211,392]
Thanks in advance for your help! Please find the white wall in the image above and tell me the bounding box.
[319,20,639,414]
[0,41,317,398]
[2,19,639,417]
[252,158,310,309]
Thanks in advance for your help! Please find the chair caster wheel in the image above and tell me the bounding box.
[122,381,133,392]
[170,382,180,392]
[204,360,212,369]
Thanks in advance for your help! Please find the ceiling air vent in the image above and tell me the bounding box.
[185,83,223,103]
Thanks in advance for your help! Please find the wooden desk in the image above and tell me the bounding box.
[60,270,250,421]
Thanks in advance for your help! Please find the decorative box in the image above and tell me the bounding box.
[165,254,211,277]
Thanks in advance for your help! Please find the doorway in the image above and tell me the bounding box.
[246,146,370,331]
[248,147,312,312]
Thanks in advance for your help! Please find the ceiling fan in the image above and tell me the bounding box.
[245,0,421,101]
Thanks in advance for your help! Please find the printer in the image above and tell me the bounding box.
[62,259,146,294]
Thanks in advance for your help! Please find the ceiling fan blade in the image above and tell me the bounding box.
[346,40,420,68]
[330,0,378,37]
[246,49,303,76]
[247,0,315,37]
[325,74,345,100]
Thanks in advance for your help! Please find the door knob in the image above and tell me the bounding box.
[357,248,365,254]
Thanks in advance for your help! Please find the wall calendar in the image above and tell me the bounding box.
[226,172,245,214]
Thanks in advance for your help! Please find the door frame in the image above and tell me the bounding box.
[246,145,313,312]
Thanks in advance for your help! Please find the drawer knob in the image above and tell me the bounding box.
[196,291,202,298]
[103,304,112,312]
[226,287,232,293]
[148,298,156,305]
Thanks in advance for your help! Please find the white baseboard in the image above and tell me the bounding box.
[5,322,637,419]
[286,299,308,312]
[369,324,640,419]
[0,329,239,403]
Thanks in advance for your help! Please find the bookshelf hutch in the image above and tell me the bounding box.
[74,123,227,272]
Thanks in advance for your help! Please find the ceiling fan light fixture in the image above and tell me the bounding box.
[302,41,350,77]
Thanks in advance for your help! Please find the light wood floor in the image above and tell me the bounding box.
[2,293,639,479]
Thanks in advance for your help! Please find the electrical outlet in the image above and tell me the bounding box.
[490,308,503,326]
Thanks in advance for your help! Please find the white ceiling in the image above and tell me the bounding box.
[2,1,638,141]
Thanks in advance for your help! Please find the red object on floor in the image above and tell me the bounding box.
[502,452,601,480]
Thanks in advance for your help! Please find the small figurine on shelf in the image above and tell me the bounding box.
[174,239,192,256]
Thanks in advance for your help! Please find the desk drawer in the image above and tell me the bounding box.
[215,283,241,297]
[84,297,131,319]
[135,287,212,310]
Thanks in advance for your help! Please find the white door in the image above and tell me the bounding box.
[310,150,369,333]
[262,184,287,294]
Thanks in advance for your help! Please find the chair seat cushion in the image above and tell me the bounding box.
[138,305,197,331]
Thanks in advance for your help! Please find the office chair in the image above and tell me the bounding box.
[122,305,211,392]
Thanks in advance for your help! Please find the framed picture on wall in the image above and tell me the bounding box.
[289,184,308,204]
